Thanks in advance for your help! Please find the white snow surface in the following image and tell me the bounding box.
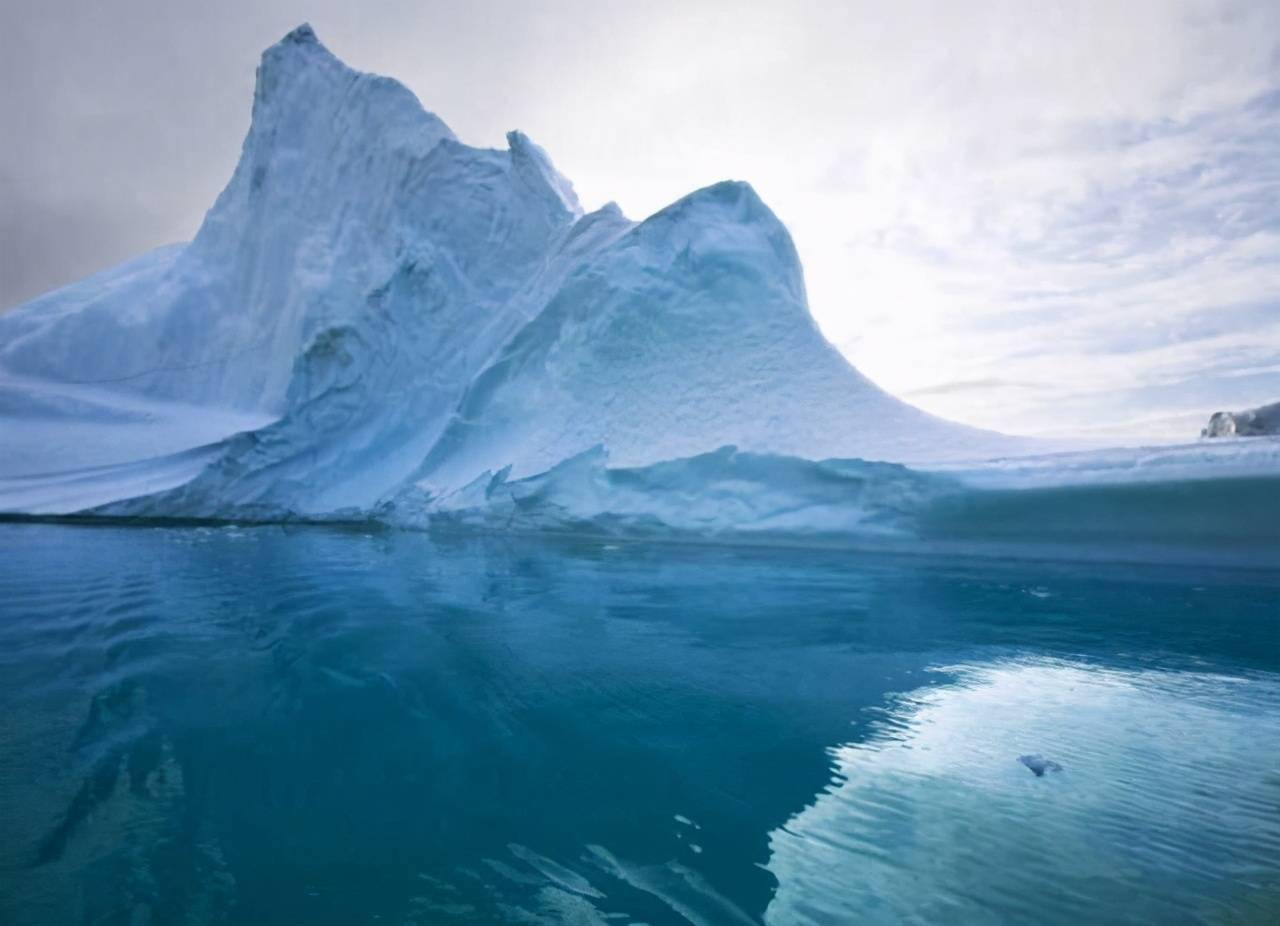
[2,25,1273,555]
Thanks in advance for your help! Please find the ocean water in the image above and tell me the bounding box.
[0,522,1276,925]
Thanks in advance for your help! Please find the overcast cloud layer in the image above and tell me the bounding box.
[2,0,1278,440]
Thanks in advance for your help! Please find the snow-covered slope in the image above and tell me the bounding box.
[409,180,1016,502]
[3,25,1274,561]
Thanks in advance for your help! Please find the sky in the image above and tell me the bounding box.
[2,0,1278,440]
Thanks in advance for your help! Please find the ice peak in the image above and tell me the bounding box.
[194,22,456,264]
[507,129,583,219]
[282,22,319,45]
[255,21,345,103]
[645,180,785,239]
[261,22,334,70]
[692,180,766,210]
[249,24,454,145]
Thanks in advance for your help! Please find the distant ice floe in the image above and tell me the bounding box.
[1202,399,1280,438]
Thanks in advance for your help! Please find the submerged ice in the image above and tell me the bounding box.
[1,24,1276,559]
[765,660,1280,924]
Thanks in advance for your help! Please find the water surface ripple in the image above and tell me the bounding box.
[0,523,1276,924]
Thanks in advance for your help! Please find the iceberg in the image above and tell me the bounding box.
[1201,400,1280,438]
[2,25,1276,562]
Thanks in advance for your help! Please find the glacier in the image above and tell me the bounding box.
[2,24,1277,562]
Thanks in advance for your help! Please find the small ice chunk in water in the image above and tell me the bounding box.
[1018,754,1063,777]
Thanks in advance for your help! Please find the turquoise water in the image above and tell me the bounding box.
[0,523,1277,924]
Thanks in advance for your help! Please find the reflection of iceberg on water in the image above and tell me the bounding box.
[765,660,1280,924]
